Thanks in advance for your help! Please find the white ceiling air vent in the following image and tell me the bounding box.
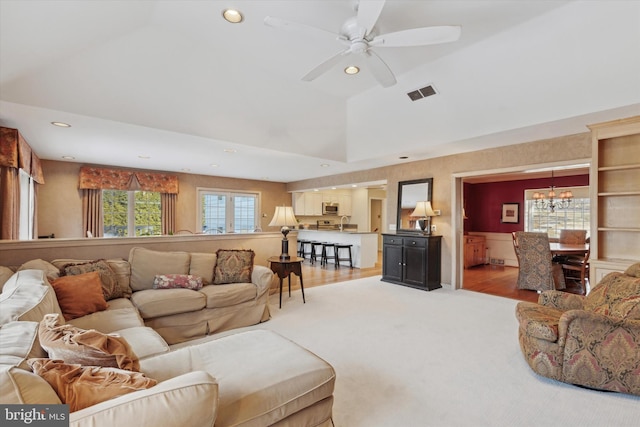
[407,85,437,101]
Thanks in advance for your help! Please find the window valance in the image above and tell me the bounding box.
[0,127,45,184]
[78,166,179,194]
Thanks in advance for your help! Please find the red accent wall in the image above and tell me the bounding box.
[464,174,589,233]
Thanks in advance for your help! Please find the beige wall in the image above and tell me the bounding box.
[36,161,291,238]
[286,132,592,285]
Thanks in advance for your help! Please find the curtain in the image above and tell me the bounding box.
[79,167,178,193]
[82,189,103,238]
[161,193,176,235]
[0,167,19,240]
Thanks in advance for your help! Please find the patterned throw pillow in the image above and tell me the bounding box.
[28,359,156,412]
[213,249,255,285]
[61,259,122,300]
[153,274,203,290]
[38,313,139,371]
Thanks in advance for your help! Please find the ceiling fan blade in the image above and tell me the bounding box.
[264,16,337,42]
[356,0,386,36]
[365,50,396,88]
[372,25,461,47]
[302,49,351,82]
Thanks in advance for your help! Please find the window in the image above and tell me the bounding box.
[103,190,161,237]
[197,189,259,234]
[524,186,590,239]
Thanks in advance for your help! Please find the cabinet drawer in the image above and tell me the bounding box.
[403,238,426,248]
[383,235,402,245]
[465,236,485,244]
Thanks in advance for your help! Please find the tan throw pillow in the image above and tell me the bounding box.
[28,358,157,412]
[60,259,122,300]
[39,313,139,371]
[0,266,15,292]
[213,249,254,284]
[625,262,640,278]
[51,272,109,320]
[17,259,60,282]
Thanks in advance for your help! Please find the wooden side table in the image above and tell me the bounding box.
[267,256,305,308]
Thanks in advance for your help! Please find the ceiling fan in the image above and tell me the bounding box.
[264,0,461,88]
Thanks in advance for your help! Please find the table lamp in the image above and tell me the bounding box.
[410,201,437,235]
[269,206,298,260]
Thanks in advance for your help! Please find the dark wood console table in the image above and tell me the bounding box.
[381,234,442,291]
[267,256,305,308]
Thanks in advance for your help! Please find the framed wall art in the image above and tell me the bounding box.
[501,203,519,224]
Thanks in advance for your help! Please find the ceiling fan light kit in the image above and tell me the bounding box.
[264,0,461,88]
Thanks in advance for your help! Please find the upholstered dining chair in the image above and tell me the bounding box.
[514,231,565,291]
[559,229,587,244]
[512,232,520,264]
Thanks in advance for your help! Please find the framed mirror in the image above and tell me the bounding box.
[397,178,433,233]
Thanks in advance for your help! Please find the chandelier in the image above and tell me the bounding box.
[532,170,573,213]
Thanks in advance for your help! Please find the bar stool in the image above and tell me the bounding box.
[320,242,336,267]
[310,241,324,265]
[298,240,312,261]
[335,244,354,269]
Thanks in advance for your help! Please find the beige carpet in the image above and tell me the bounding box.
[237,276,640,426]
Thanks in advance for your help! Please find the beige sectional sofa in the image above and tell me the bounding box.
[0,249,336,426]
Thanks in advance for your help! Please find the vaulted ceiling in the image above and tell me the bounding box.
[1,1,638,183]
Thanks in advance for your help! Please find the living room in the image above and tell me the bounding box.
[1,1,640,426]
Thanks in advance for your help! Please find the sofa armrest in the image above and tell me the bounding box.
[70,371,218,427]
[538,290,585,311]
[252,265,274,297]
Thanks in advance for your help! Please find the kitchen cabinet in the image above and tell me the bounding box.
[338,194,352,216]
[381,234,441,291]
[292,192,322,216]
[464,235,486,268]
[588,116,640,283]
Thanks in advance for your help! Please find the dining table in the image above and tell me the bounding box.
[549,242,589,256]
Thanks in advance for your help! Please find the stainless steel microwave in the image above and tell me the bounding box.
[322,203,339,215]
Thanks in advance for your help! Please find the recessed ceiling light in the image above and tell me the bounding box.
[223,149,236,153]
[320,163,330,167]
[344,66,359,75]
[138,155,150,159]
[331,187,337,190]
[210,163,219,167]
[182,168,191,172]
[351,184,357,188]
[61,156,75,160]
[51,122,71,127]
[222,9,243,23]
[313,189,319,192]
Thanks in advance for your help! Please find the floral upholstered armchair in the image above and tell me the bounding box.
[515,262,640,395]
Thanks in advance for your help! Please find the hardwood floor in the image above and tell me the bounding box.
[282,253,587,304]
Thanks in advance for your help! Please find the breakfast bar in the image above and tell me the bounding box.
[295,230,378,268]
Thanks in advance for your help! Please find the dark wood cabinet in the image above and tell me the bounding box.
[381,234,442,291]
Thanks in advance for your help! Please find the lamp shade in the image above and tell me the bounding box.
[269,206,298,227]
[410,201,436,218]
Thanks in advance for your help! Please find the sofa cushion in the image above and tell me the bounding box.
[0,321,47,370]
[189,252,217,285]
[29,359,157,412]
[59,259,122,300]
[39,313,140,371]
[52,258,133,297]
[153,274,203,290]
[131,289,206,319]
[213,249,254,284]
[112,327,169,359]
[129,247,191,291]
[68,299,144,333]
[50,271,109,320]
[0,365,62,404]
[199,282,257,308]
[17,259,60,282]
[140,329,335,427]
[0,269,63,325]
[585,272,640,320]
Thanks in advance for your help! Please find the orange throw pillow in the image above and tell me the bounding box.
[28,358,157,412]
[51,271,108,320]
[39,313,140,371]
